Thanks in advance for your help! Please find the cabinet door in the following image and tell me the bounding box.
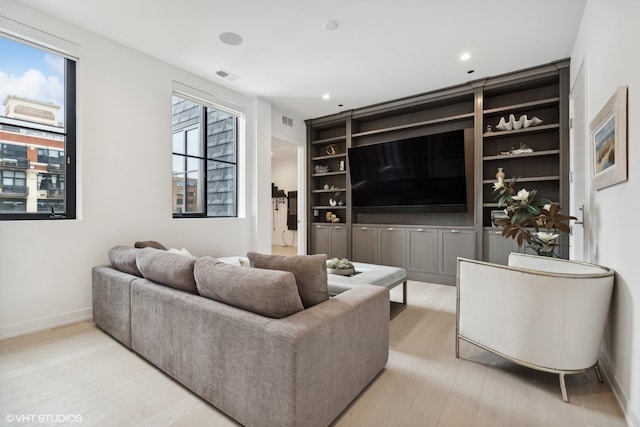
[311,225,330,256]
[330,226,348,260]
[407,228,438,274]
[352,226,378,264]
[379,227,405,268]
[483,229,523,265]
[439,229,477,276]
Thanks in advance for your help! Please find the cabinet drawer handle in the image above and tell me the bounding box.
[417,228,425,232]
[450,229,460,233]
[361,227,368,230]
[334,226,341,229]
[387,228,394,231]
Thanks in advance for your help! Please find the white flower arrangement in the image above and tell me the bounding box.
[326,258,354,270]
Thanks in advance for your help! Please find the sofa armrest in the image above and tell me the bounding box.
[130,280,389,427]
[92,265,135,348]
[281,285,390,427]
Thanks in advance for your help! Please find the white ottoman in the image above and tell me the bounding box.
[327,262,407,319]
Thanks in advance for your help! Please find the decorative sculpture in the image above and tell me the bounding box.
[496,114,543,131]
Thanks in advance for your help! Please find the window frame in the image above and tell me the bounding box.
[0,34,77,221]
[171,95,239,219]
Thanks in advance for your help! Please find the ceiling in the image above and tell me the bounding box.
[18,0,586,121]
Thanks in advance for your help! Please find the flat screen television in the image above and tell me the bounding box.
[348,129,467,212]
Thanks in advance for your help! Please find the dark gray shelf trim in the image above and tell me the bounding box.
[311,135,347,145]
[351,112,474,138]
[483,149,560,161]
[483,97,560,115]
[312,188,347,193]
[312,206,347,210]
[312,171,346,177]
[482,176,560,184]
[312,153,347,161]
[483,123,559,138]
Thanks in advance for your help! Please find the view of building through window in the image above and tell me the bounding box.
[0,35,74,218]
[171,96,238,217]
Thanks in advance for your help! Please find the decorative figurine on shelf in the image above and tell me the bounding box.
[325,211,340,223]
[323,184,330,190]
[496,168,505,180]
[326,144,339,155]
[509,142,533,154]
[314,164,330,174]
[496,114,543,131]
[329,198,337,207]
[338,200,344,206]
[339,160,345,171]
[487,124,492,133]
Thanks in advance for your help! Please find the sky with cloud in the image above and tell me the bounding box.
[0,36,65,122]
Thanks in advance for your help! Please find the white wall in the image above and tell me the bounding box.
[271,154,298,246]
[571,1,640,425]
[0,1,272,338]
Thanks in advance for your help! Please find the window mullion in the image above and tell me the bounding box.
[201,105,207,216]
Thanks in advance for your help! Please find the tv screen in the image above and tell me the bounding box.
[348,130,467,212]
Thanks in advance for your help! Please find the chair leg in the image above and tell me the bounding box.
[559,373,569,402]
[594,362,604,383]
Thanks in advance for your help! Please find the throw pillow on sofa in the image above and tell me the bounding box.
[134,240,167,250]
[194,257,304,319]
[246,252,329,308]
[108,246,143,277]
[136,247,198,294]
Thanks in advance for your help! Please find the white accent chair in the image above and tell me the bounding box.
[456,253,614,402]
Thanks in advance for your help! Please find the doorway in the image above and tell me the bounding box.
[271,138,302,255]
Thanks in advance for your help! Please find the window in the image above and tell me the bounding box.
[171,95,238,217]
[0,35,76,220]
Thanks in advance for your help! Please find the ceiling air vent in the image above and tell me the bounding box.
[214,68,241,82]
[281,115,293,127]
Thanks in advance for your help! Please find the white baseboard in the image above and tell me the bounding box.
[600,350,639,427]
[0,307,93,340]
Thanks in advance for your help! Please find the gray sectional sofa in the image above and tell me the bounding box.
[92,246,390,427]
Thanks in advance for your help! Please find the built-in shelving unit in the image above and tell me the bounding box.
[306,60,570,276]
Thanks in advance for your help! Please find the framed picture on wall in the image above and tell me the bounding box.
[590,86,628,190]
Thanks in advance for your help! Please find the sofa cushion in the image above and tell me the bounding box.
[134,240,167,250]
[246,252,329,308]
[168,247,193,257]
[108,246,142,277]
[194,257,304,318]
[216,256,251,267]
[136,247,198,294]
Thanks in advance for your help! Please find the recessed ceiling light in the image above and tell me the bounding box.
[219,32,243,46]
[460,52,471,61]
[322,94,331,100]
[323,20,338,31]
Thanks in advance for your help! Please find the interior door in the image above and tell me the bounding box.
[569,61,586,261]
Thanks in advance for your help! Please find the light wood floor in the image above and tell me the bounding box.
[271,244,298,256]
[0,282,626,427]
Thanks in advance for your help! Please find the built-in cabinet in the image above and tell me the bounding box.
[439,228,476,276]
[352,225,406,268]
[351,224,475,284]
[311,224,348,260]
[306,60,570,284]
[483,228,526,265]
[406,228,438,275]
